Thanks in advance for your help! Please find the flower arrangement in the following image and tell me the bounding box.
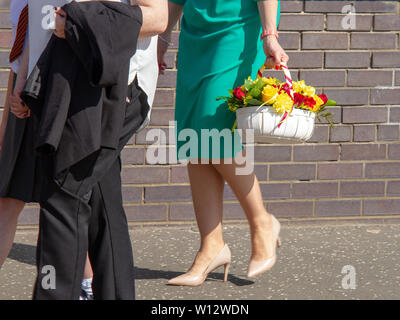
[219,75,337,128]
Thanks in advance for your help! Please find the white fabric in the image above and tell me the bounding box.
[9,0,29,73]
[28,0,158,131]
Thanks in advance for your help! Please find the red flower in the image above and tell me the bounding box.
[304,96,316,109]
[318,93,328,105]
[233,87,246,101]
[294,92,305,107]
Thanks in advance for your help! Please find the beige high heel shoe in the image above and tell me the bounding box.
[247,214,281,278]
[168,244,231,286]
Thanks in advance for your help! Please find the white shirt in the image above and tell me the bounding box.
[28,0,158,131]
[10,0,29,73]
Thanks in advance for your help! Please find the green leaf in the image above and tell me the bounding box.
[249,88,261,98]
[245,98,263,106]
[323,99,337,107]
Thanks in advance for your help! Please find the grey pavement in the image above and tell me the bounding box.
[1,221,400,300]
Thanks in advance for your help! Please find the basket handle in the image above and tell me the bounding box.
[257,61,294,128]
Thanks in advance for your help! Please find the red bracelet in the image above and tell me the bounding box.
[260,29,279,40]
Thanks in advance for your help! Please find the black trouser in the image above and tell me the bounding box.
[33,79,149,300]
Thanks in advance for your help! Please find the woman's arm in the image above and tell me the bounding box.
[157,1,183,74]
[0,71,15,153]
[257,0,289,68]
[10,42,31,119]
[130,0,168,38]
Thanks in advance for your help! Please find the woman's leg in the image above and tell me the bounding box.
[0,198,25,268]
[185,162,226,275]
[212,150,275,262]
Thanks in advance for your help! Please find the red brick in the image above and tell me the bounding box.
[269,164,316,181]
[122,167,169,184]
[267,201,313,218]
[122,187,143,203]
[302,33,348,49]
[330,125,352,142]
[263,70,299,82]
[395,71,400,86]
[365,162,400,178]
[387,181,400,196]
[254,145,292,162]
[372,52,400,68]
[353,125,376,142]
[364,199,400,215]
[341,144,387,161]
[340,181,385,197]
[316,200,361,217]
[388,144,400,160]
[390,107,400,122]
[280,1,304,13]
[0,1,12,10]
[170,165,188,183]
[342,107,388,124]
[348,70,392,87]
[279,32,300,50]
[351,33,396,49]
[374,15,400,31]
[316,107,342,125]
[308,125,329,143]
[145,185,192,202]
[149,109,174,126]
[371,89,400,105]
[145,146,177,165]
[327,14,372,31]
[135,128,171,145]
[317,163,363,180]
[293,145,340,161]
[0,30,12,48]
[0,12,11,28]
[325,52,370,69]
[169,32,180,49]
[153,90,174,107]
[259,183,291,200]
[0,51,11,68]
[287,51,323,69]
[323,89,369,106]
[157,70,177,88]
[163,52,176,69]
[121,147,145,165]
[299,70,345,87]
[279,14,324,31]
[125,205,167,222]
[169,203,194,221]
[305,1,398,13]
[377,125,399,141]
[292,182,338,199]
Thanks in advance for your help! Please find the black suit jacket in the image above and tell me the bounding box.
[21,1,143,176]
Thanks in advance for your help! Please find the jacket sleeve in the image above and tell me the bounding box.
[63,1,143,87]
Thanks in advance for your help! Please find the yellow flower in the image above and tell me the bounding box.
[273,93,294,115]
[312,94,325,112]
[293,80,306,93]
[303,85,316,97]
[262,77,278,86]
[262,85,279,104]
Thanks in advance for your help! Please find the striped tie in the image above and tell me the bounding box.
[9,4,29,63]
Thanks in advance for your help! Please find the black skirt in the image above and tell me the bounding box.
[0,73,41,203]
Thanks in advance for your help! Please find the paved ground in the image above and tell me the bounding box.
[1,221,400,300]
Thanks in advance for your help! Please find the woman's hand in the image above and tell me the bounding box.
[54,7,67,39]
[263,36,289,69]
[10,91,30,119]
[157,36,169,75]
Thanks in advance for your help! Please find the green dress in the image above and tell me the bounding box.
[170,0,281,160]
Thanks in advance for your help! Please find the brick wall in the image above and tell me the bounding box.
[0,0,399,225]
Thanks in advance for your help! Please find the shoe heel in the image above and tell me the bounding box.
[223,263,230,282]
[277,237,282,248]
